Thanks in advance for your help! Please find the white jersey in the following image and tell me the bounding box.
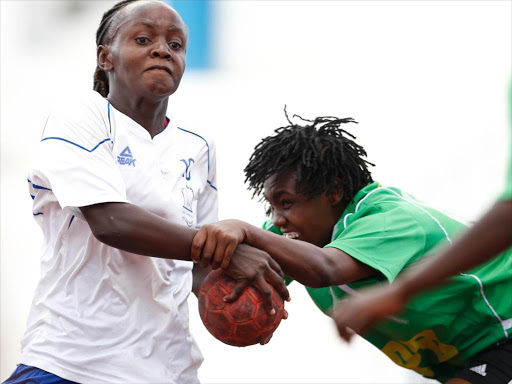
[20,90,218,383]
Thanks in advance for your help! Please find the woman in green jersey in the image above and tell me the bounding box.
[333,90,512,384]
[190,111,512,383]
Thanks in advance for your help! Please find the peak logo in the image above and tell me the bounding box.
[118,146,136,167]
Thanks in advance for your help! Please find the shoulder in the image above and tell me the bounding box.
[43,90,111,139]
[352,185,426,216]
[171,115,216,152]
[338,185,425,231]
[47,90,108,121]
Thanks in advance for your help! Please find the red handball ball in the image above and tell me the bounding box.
[198,269,285,347]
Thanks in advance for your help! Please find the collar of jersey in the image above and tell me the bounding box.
[109,102,172,140]
[331,181,381,241]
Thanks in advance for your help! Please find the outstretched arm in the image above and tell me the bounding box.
[333,199,512,341]
[191,219,376,288]
[82,202,196,260]
[81,202,290,311]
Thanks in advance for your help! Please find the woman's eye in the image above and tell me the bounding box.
[169,41,182,50]
[281,200,293,209]
[135,37,150,45]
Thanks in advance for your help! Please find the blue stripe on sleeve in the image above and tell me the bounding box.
[28,178,52,191]
[41,137,111,153]
[32,184,52,191]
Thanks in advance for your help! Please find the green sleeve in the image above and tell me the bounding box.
[326,205,428,283]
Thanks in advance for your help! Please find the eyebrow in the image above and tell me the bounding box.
[265,190,288,202]
[136,21,186,35]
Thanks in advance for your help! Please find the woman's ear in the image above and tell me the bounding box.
[97,45,113,72]
[329,183,344,206]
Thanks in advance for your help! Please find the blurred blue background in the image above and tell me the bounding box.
[168,0,213,69]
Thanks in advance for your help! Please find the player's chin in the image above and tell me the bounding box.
[145,80,179,98]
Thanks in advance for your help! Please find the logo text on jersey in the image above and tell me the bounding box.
[181,184,195,227]
[181,158,194,180]
[118,146,136,167]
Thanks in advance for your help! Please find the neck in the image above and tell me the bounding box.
[108,92,169,138]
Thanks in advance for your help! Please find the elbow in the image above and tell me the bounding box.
[89,217,123,248]
[301,263,337,288]
[304,253,346,288]
[81,202,134,248]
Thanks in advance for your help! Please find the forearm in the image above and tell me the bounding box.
[243,223,369,287]
[192,263,211,297]
[398,200,512,299]
[82,202,197,261]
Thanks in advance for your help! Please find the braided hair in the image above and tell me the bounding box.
[244,108,375,204]
[93,0,140,97]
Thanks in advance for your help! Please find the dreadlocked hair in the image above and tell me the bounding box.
[93,0,140,97]
[244,107,375,204]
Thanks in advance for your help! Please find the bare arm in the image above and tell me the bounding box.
[81,202,196,260]
[81,203,290,309]
[192,263,211,297]
[192,220,376,288]
[245,223,376,287]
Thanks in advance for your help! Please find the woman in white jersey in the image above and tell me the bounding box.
[3,1,288,383]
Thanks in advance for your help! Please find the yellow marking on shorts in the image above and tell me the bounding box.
[382,329,458,377]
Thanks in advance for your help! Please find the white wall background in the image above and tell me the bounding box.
[1,1,510,383]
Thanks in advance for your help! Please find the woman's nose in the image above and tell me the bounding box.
[272,211,286,228]
[151,41,171,59]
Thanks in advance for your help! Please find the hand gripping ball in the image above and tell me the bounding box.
[198,269,285,347]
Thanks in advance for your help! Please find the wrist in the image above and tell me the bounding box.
[392,275,416,303]
[241,221,254,245]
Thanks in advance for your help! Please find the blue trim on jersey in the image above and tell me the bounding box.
[68,215,75,229]
[107,102,112,134]
[32,184,52,191]
[33,212,43,216]
[41,137,111,153]
[183,206,193,213]
[177,127,210,172]
[207,180,217,190]
[177,127,216,187]
[31,194,35,200]
[28,178,52,191]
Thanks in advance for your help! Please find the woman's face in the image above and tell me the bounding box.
[263,168,345,247]
[101,1,187,99]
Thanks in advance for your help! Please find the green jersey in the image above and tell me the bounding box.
[264,182,512,382]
